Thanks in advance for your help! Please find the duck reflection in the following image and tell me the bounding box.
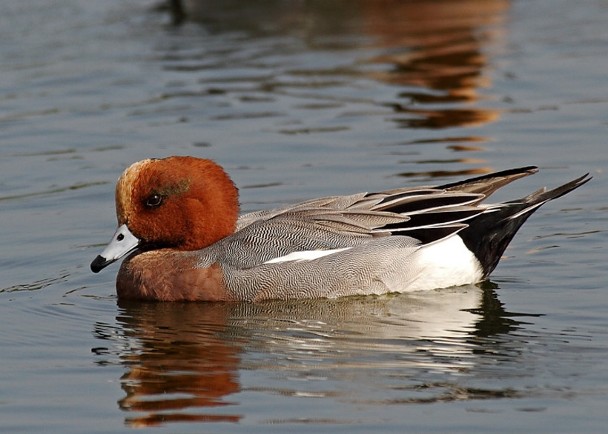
[93,284,535,427]
[112,302,243,426]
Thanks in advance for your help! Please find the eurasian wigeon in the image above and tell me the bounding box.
[90,156,589,301]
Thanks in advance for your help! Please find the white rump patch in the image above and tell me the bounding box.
[406,235,484,291]
[264,247,352,264]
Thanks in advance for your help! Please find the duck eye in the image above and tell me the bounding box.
[144,194,163,208]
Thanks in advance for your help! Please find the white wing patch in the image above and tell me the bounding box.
[264,247,352,264]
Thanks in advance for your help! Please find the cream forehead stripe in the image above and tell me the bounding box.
[115,159,154,223]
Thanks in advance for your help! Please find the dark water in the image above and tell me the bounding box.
[1,1,607,432]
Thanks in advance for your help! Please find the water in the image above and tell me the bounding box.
[1,0,607,432]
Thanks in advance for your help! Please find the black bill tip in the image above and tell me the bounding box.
[90,255,112,273]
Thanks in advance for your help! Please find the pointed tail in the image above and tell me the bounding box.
[459,172,591,278]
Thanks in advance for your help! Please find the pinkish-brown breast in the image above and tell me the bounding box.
[116,250,234,302]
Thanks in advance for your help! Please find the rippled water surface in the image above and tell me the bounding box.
[1,1,607,432]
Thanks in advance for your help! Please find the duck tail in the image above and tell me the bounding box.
[438,166,539,199]
[459,172,591,278]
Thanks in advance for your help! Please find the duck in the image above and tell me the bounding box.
[90,156,590,302]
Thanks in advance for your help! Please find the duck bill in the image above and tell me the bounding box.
[90,224,141,273]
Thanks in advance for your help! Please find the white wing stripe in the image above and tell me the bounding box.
[264,247,352,264]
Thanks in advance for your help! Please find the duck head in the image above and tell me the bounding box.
[91,156,239,273]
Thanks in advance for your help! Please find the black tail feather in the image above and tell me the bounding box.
[508,173,591,205]
[459,173,591,277]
